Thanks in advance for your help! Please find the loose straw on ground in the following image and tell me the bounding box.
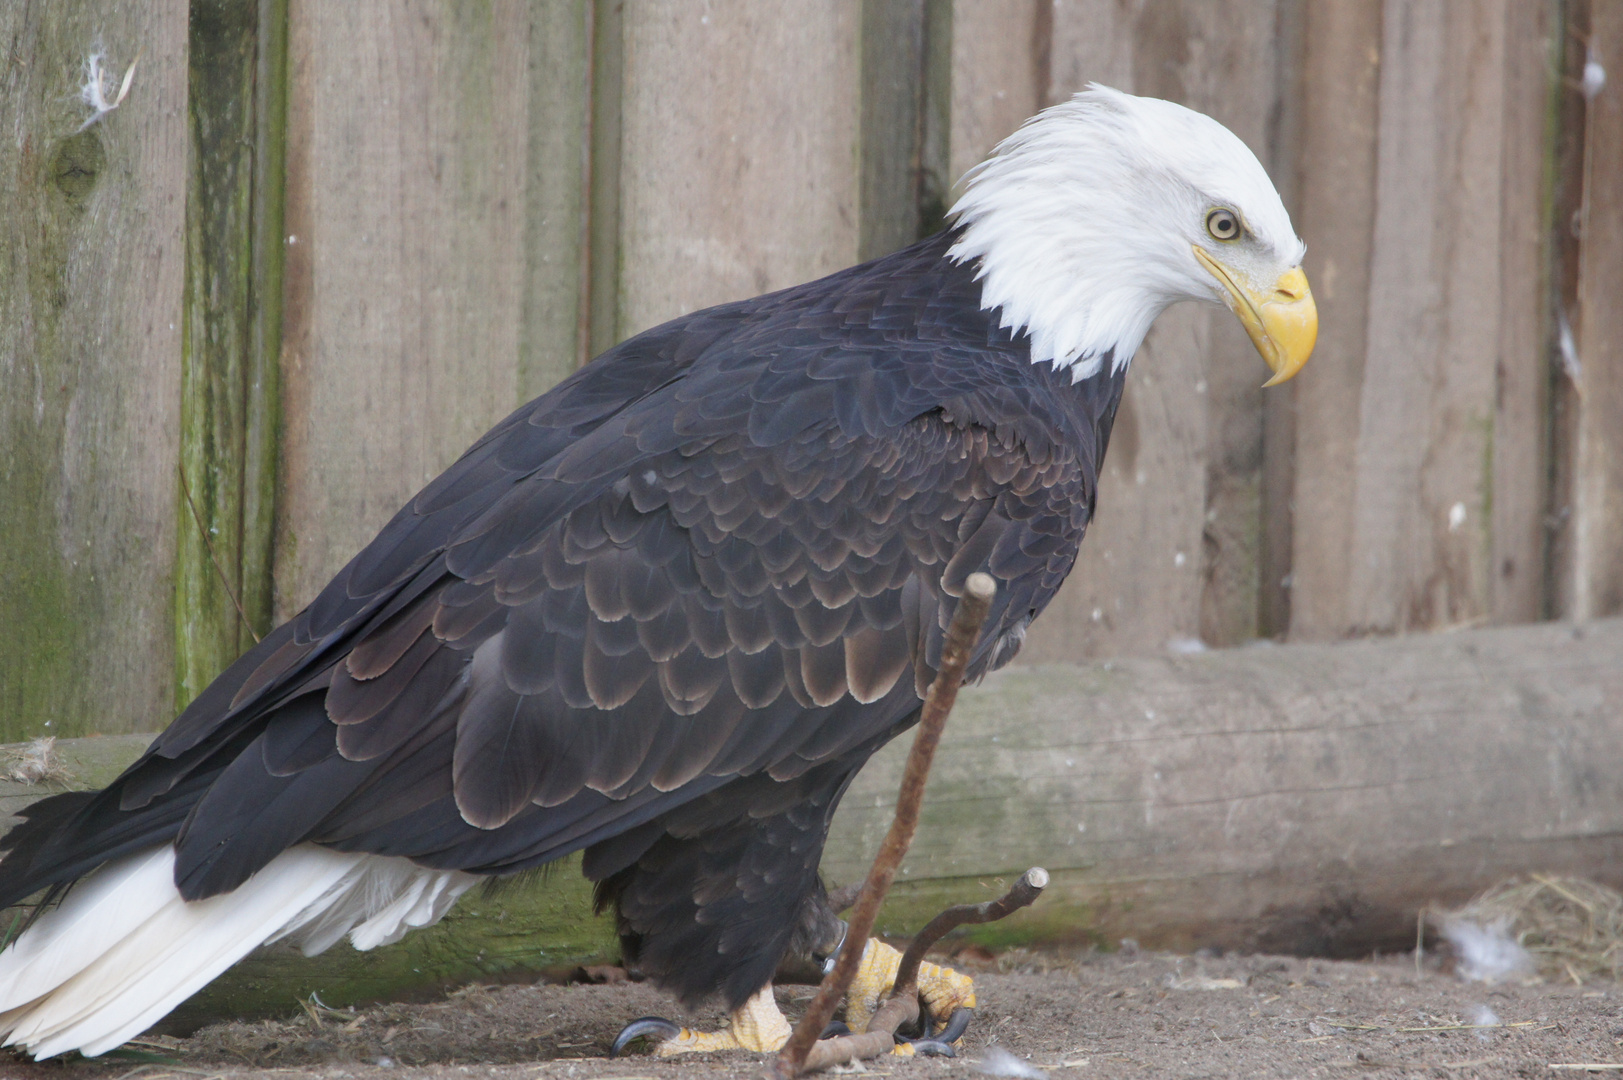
[770,573,996,1079]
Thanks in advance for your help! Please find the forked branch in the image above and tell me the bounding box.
[770,573,997,1079]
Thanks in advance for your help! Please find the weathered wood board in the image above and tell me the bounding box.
[1489,0,1556,626]
[830,617,1623,956]
[0,4,189,743]
[7,619,1622,1024]
[1,0,1598,747]
[1288,0,1559,641]
[1284,0,1384,641]
[946,0,1045,187]
[1568,2,1623,621]
[177,0,288,705]
[518,0,593,401]
[1342,0,1505,633]
[276,1,540,616]
[611,3,862,343]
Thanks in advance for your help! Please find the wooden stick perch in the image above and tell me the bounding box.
[893,866,1049,993]
[770,572,997,1079]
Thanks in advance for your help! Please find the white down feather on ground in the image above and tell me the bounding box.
[0,843,476,1059]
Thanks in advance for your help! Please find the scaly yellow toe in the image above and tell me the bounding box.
[654,984,791,1056]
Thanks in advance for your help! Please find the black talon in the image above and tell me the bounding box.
[932,1006,973,1045]
[819,1021,851,1040]
[610,1016,681,1058]
[906,1039,958,1057]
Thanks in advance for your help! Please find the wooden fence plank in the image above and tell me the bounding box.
[1341,0,1506,634]
[1020,1,1282,662]
[1546,0,1590,620]
[1570,2,1623,619]
[946,0,1046,188]
[1489,1,1557,624]
[518,0,593,401]
[275,1,536,615]
[611,3,861,342]
[1276,0,1384,641]
[859,0,926,260]
[0,5,189,741]
[585,0,623,362]
[177,0,288,705]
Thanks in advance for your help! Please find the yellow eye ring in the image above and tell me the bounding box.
[1206,208,1240,242]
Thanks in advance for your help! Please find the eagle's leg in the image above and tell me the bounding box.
[842,938,977,1048]
[611,983,792,1056]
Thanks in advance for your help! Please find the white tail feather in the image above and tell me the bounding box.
[0,844,477,1059]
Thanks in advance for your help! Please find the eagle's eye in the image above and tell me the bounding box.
[1205,208,1240,241]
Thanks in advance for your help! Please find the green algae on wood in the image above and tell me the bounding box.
[0,4,190,743]
[176,0,287,709]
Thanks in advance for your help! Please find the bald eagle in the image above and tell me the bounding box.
[0,86,1313,1060]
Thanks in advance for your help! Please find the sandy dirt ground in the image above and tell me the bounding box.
[4,947,1620,1080]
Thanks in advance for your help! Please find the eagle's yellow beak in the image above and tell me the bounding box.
[1192,246,1317,386]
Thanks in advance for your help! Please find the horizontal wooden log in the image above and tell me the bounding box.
[4,618,1621,1026]
[827,616,1623,957]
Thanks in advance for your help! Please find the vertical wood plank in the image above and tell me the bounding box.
[1490,0,1557,623]
[1545,0,1590,620]
[1284,0,1382,640]
[612,3,861,341]
[858,0,954,258]
[1258,1,1303,638]
[245,0,291,654]
[947,0,1046,189]
[1341,0,1505,633]
[177,0,287,705]
[276,2,534,615]
[1020,1,1282,662]
[1570,1,1623,618]
[518,0,592,401]
[585,0,623,361]
[859,0,927,261]
[0,5,189,740]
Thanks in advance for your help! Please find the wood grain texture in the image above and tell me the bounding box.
[611,2,861,341]
[947,0,1046,187]
[1258,0,1303,638]
[177,0,286,707]
[1545,0,1591,622]
[518,0,593,401]
[1489,0,1556,624]
[859,0,926,261]
[1020,1,1282,662]
[0,5,189,741]
[1277,0,1383,641]
[1570,1,1623,620]
[276,1,535,616]
[1341,0,1505,634]
[829,617,1623,956]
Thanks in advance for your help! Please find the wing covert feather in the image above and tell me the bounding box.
[126,232,1116,894]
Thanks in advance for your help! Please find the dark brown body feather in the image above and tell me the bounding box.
[0,229,1126,1007]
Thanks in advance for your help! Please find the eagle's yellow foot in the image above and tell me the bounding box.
[841,938,976,1049]
[610,984,791,1057]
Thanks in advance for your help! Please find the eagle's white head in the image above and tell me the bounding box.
[949,85,1316,385]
